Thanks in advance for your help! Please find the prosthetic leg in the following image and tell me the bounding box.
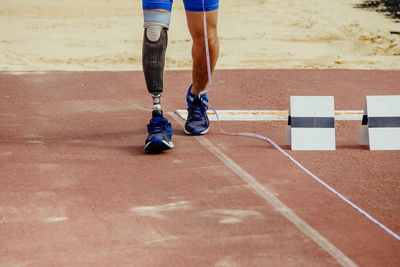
[142,11,170,117]
[143,11,174,152]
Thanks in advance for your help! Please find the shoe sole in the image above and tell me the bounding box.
[184,127,209,136]
[144,137,174,153]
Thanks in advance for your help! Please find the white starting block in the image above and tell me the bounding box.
[360,95,400,150]
[286,96,336,150]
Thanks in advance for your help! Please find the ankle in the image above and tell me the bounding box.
[190,85,202,95]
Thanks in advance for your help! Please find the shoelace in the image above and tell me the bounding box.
[199,0,399,240]
[188,97,208,121]
[148,120,166,134]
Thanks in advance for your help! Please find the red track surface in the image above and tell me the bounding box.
[0,70,399,266]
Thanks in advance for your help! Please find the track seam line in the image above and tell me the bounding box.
[169,112,357,267]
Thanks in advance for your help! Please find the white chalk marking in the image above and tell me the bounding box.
[26,140,45,144]
[23,134,42,138]
[200,209,263,224]
[170,112,358,267]
[43,217,68,223]
[176,110,363,121]
[130,201,190,219]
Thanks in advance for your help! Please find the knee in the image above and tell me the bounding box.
[207,30,219,48]
[192,28,219,50]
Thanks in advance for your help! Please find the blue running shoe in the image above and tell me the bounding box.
[184,85,209,135]
[144,117,174,153]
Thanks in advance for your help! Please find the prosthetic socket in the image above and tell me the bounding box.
[142,23,168,117]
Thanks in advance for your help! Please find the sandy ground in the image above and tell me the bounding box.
[1,0,400,71]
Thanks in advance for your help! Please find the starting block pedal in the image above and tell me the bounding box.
[360,95,400,150]
[286,96,336,150]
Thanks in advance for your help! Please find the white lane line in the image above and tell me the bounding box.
[175,110,364,121]
[169,112,357,267]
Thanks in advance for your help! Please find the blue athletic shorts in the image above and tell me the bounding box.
[142,0,219,12]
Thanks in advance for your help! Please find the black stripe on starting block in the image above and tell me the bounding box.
[368,117,400,128]
[289,117,334,128]
[362,115,368,125]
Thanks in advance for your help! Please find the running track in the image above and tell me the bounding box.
[0,70,399,266]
